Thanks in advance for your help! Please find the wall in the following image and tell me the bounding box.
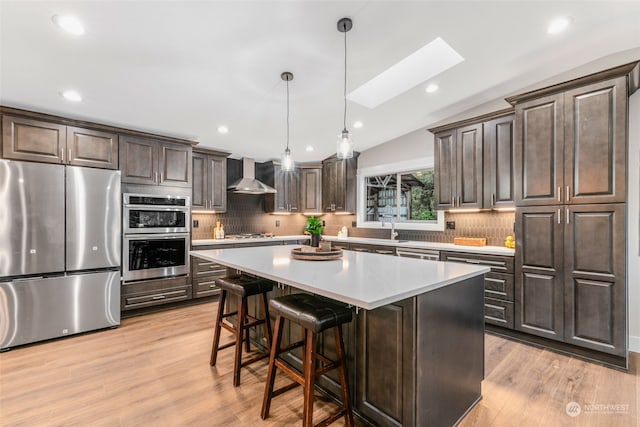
[358,128,434,169]
[628,90,639,352]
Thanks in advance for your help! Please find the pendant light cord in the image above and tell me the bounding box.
[286,78,290,150]
[343,27,347,132]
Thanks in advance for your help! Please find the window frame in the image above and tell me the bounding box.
[356,157,445,231]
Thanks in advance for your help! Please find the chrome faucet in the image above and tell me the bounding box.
[380,211,399,241]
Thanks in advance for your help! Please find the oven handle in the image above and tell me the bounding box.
[125,233,190,239]
[124,205,190,212]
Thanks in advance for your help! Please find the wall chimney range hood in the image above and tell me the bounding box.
[227,158,276,194]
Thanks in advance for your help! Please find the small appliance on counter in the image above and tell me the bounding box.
[0,160,121,350]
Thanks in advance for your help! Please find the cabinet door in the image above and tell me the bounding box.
[515,206,564,340]
[484,115,515,208]
[456,123,483,208]
[285,172,300,212]
[191,152,207,208]
[564,204,626,356]
[66,127,118,169]
[2,115,65,164]
[564,78,627,204]
[514,93,564,206]
[334,159,346,211]
[119,135,158,185]
[159,142,191,187]
[300,167,322,212]
[434,130,456,209]
[322,158,337,211]
[208,155,227,211]
[355,299,415,426]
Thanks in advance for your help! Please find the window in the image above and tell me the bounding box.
[357,158,444,231]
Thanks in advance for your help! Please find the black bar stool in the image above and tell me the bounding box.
[261,293,354,427]
[210,274,274,387]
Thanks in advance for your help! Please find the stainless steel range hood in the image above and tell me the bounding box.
[227,158,276,194]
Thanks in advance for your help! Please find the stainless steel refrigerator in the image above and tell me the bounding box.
[0,160,121,350]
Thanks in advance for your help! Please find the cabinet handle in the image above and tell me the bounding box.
[152,295,166,300]
[492,193,496,207]
[68,148,71,162]
[159,172,163,183]
[566,186,570,202]
[557,187,561,202]
[557,208,561,224]
[60,147,64,163]
[566,208,570,225]
[154,172,158,183]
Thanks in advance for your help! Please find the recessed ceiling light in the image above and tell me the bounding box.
[547,17,570,35]
[425,83,439,93]
[305,145,314,152]
[217,125,229,134]
[347,37,464,109]
[61,90,82,102]
[353,121,363,129]
[52,15,85,35]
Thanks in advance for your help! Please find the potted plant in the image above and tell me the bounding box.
[305,216,324,247]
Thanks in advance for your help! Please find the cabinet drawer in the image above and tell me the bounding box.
[194,279,221,298]
[122,286,191,310]
[484,297,514,329]
[441,252,514,273]
[194,260,228,278]
[484,272,514,301]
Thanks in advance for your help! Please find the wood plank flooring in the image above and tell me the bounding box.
[1,301,638,426]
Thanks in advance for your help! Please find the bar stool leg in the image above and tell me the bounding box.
[233,295,247,387]
[243,296,251,353]
[210,290,227,366]
[303,329,316,427]
[335,326,354,427]
[261,292,273,350]
[261,315,284,419]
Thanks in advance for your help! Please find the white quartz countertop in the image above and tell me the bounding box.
[190,245,489,310]
[323,236,515,256]
[192,235,309,246]
[192,235,514,256]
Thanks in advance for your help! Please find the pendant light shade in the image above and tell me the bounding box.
[336,17,354,160]
[281,71,295,171]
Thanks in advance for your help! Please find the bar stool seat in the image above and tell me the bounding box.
[261,293,354,427]
[210,275,274,387]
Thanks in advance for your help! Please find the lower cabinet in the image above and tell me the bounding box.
[441,251,515,329]
[121,276,191,310]
[355,299,415,427]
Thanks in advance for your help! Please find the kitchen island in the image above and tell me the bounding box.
[191,245,489,426]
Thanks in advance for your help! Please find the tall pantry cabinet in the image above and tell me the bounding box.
[509,62,639,361]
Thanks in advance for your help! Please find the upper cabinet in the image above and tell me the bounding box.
[120,135,191,187]
[260,161,300,213]
[511,69,634,206]
[299,165,322,213]
[322,154,358,213]
[192,149,230,212]
[2,114,118,169]
[432,110,514,210]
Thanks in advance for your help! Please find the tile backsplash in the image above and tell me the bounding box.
[192,194,515,247]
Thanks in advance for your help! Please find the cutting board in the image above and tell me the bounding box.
[454,237,487,247]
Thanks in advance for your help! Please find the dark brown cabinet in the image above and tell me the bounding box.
[322,154,358,213]
[121,276,191,311]
[514,77,627,206]
[355,299,415,426]
[120,135,191,187]
[484,114,515,208]
[2,115,118,169]
[299,165,322,213]
[434,123,483,209]
[261,161,300,213]
[515,204,626,355]
[441,251,515,329]
[192,149,229,212]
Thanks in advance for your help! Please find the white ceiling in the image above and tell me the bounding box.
[1,1,639,162]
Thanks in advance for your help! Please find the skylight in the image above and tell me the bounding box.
[346,37,464,109]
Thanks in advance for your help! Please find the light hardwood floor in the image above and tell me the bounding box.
[0,301,637,426]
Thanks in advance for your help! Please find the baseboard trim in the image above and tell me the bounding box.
[630,335,640,353]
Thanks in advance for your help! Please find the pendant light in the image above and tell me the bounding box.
[336,17,354,160]
[281,71,295,171]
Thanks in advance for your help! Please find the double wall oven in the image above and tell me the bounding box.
[122,194,190,282]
